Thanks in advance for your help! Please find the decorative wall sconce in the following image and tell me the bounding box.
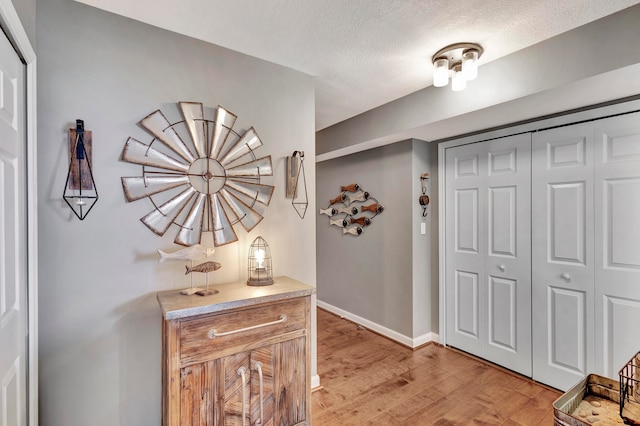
[432,43,483,91]
[285,150,308,219]
[63,119,98,220]
[247,236,274,286]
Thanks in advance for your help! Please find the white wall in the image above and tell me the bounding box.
[37,1,316,425]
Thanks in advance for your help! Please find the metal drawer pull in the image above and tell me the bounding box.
[237,366,247,426]
[254,362,264,425]
[208,314,287,339]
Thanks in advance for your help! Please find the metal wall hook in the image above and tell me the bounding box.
[419,173,430,217]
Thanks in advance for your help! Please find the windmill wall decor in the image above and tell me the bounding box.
[120,102,274,246]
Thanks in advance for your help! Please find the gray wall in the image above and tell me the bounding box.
[411,140,438,337]
[316,139,437,339]
[37,1,316,425]
[12,0,35,46]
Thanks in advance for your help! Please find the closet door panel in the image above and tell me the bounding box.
[594,113,640,378]
[483,136,531,376]
[532,123,595,391]
[445,134,531,376]
[446,143,486,354]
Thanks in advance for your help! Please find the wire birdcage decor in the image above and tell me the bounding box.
[247,236,273,286]
[619,351,640,425]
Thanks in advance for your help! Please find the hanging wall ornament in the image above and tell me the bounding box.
[321,183,384,237]
[63,119,98,220]
[120,102,274,246]
[285,150,308,219]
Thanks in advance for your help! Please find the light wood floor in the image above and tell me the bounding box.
[312,308,561,425]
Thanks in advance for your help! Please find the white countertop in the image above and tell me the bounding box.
[157,275,315,320]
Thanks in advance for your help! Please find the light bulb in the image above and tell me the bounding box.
[451,63,466,91]
[255,248,265,268]
[462,49,479,81]
[433,57,449,88]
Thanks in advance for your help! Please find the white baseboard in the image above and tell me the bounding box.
[311,374,320,389]
[317,300,439,349]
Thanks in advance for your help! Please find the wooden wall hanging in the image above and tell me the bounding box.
[320,183,384,236]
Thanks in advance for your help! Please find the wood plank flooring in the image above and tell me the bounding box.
[312,308,561,425]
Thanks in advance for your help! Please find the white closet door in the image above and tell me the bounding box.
[445,134,532,376]
[532,123,595,391]
[594,112,640,378]
[0,28,27,426]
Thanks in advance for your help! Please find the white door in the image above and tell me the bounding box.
[593,112,640,379]
[445,134,532,376]
[0,29,27,426]
[532,123,595,391]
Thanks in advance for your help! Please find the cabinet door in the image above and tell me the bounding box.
[250,338,307,426]
[180,340,307,426]
[594,112,640,379]
[179,358,219,425]
[445,133,532,376]
[271,337,307,426]
[531,122,595,391]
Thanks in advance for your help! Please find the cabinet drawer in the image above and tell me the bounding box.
[179,297,308,365]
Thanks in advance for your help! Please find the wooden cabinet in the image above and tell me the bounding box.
[158,276,314,426]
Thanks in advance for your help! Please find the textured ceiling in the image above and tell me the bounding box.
[75,0,640,130]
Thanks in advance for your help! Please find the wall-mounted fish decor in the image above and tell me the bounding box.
[330,218,348,228]
[343,226,363,236]
[329,194,346,205]
[350,217,371,227]
[320,183,384,237]
[340,183,359,192]
[361,203,384,214]
[158,244,215,263]
[344,191,370,205]
[320,207,338,216]
[336,205,359,215]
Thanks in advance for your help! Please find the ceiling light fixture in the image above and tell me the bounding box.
[431,43,483,91]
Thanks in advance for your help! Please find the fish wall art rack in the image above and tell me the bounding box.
[320,183,384,236]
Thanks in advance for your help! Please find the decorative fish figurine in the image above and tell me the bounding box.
[336,205,358,215]
[320,207,338,216]
[340,183,359,192]
[344,191,370,204]
[350,216,371,227]
[330,218,348,228]
[185,261,222,275]
[158,244,215,263]
[343,226,363,236]
[361,203,384,214]
[329,194,345,205]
